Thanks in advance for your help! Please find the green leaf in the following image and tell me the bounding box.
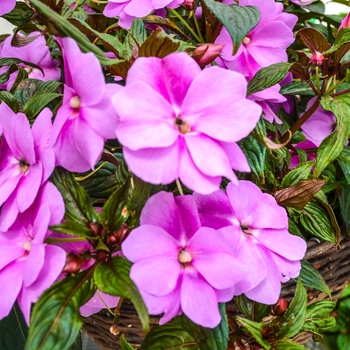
[0,91,20,112]
[336,147,350,183]
[202,0,260,54]
[324,27,350,55]
[94,256,149,331]
[314,95,350,177]
[273,340,306,350]
[0,303,28,350]
[49,220,92,238]
[28,0,122,66]
[25,270,95,350]
[247,63,292,96]
[236,317,271,349]
[142,305,228,350]
[235,295,270,322]
[100,185,128,234]
[239,135,266,182]
[0,57,43,74]
[51,168,100,225]
[338,334,350,350]
[24,92,61,119]
[339,183,350,232]
[120,334,136,350]
[280,81,315,96]
[281,161,314,188]
[278,278,307,338]
[300,200,336,242]
[3,2,35,27]
[296,27,330,53]
[302,300,336,333]
[139,28,180,58]
[300,260,330,297]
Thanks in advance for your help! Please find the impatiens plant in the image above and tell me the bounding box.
[1,0,350,349]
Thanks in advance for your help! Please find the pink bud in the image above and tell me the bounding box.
[63,253,83,274]
[182,0,195,11]
[310,51,324,66]
[192,43,224,66]
[272,297,289,316]
[339,13,350,30]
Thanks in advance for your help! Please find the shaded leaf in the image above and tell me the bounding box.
[281,161,314,188]
[273,340,305,350]
[297,27,331,53]
[275,179,325,209]
[120,334,136,350]
[336,147,350,183]
[235,295,270,322]
[94,256,149,331]
[202,0,260,54]
[24,92,61,119]
[247,63,292,96]
[49,220,92,239]
[300,260,331,297]
[3,2,35,27]
[236,317,271,349]
[0,91,20,112]
[25,270,95,350]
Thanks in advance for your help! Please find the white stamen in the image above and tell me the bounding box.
[178,249,192,263]
[70,96,81,109]
[242,37,251,45]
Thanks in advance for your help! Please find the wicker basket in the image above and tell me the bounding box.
[83,236,350,349]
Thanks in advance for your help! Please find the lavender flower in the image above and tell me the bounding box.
[194,181,307,304]
[0,0,16,16]
[122,191,248,327]
[113,52,261,194]
[50,37,121,172]
[0,105,55,231]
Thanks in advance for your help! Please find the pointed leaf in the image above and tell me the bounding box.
[302,300,336,333]
[300,260,330,297]
[120,334,136,350]
[273,340,306,350]
[281,161,314,188]
[297,28,331,53]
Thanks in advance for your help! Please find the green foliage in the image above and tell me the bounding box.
[236,317,271,349]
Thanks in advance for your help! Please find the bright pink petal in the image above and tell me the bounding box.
[114,83,178,150]
[0,165,21,206]
[0,192,19,231]
[130,256,180,296]
[23,243,45,287]
[220,141,251,172]
[0,242,24,270]
[0,0,16,16]
[123,142,179,184]
[122,225,180,262]
[181,267,221,328]
[270,253,302,282]
[126,53,201,108]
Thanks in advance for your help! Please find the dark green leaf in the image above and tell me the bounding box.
[0,91,20,112]
[338,334,350,350]
[3,2,35,27]
[239,135,266,182]
[279,278,307,338]
[120,334,136,350]
[300,260,330,297]
[281,161,314,188]
[302,300,336,333]
[100,185,128,234]
[10,67,29,93]
[247,63,292,96]
[273,340,306,350]
[139,28,180,58]
[339,183,350,232]
[315,95,350,177]
[24,92,61,119]
[25,270,95,350]
[0,57,43,74]
[51,168,100,225]
[0,303,28,350]
[236,317,271,349]
[280,81,315,96]
[324,27,350,54]
[94,256,149,331]
[235,295,270,322]
[336,147,350,183]
[300,200,336,242]
[202,0,260,54]
[49,220,92,238]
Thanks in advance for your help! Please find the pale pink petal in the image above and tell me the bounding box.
[0,0,16,16]
[220,141,251,172]
[23,243,45,287]
[181,267,221,328]
[0,165,21,206]
[0,192,19,231]
[80,292,120,317]
[0,242,24,270]
[270,253,302,282]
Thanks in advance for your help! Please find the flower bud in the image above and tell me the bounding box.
[182,0,195,11]
[339,13,350,30]
[192,44,224,66]
[63,253,83,274]
[272,297,289,316]
[89,222,102,235]
[310,51,324,66]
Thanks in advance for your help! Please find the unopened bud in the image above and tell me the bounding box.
[273,297,289,316]
[182,0,195,11]
[63,253,83,274]
[310,51,324,66]
[89,222,102,235]
[192,43,224,66]
[339,12,350,30]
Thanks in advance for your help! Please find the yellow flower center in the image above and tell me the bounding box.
[178,249,192,263]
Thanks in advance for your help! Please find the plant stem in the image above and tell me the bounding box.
[192,11,205,42]
[74,161,108,181]
[176,178,184,195]
[46,237,92,243]
[168,8,202,42]
[280,98,320,144]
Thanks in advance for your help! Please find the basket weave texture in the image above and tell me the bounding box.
[83,236,350,349]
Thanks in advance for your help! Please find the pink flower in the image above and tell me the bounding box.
[113,52,261,194]
[50,37,121,172]
[194,181,307,304]
[0,105,55,231]
[290,0,314,6]
[310,51,324,66]
[0,32,60,90]
[216,0,297,79]
[192,43,224,66]
[290,140,317,169]
[0,0,16,16]
[339,12,350,30]
[104,0,182,29]
[0,182,66,324]
[122,191,248,327]
[301,97,336,147]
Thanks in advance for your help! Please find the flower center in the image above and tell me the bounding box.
[24,66,33,74]
[242,36,251,45]
[70,96,81,109]
[20,159,30,173]
[178,249,192,263]
[175,117,191,135]
[23,240,31,251]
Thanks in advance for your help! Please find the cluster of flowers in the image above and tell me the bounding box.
[0,0,327,327]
